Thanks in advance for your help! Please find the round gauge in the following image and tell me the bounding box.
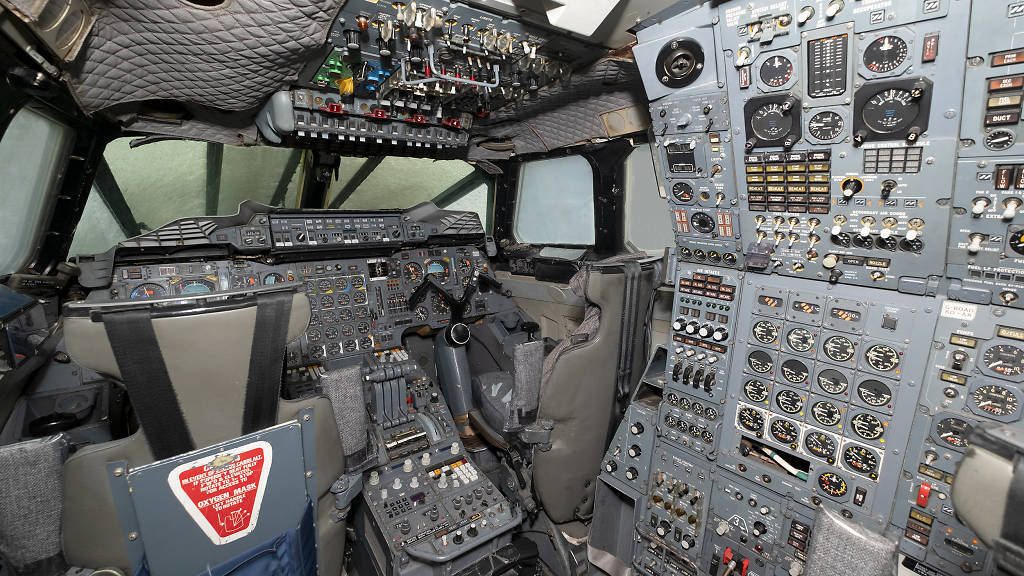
[751,102,794,141]
[936,417,973,449]
[320,295,334,308]
[691,212,716,234]
[781,358,810,384]
[263,273,285,285]
[432,292,451,315]
[706,407,719,421]
[808,110,845,141]
[355,306,370,319]
[770,418,800,444]
[339,308,353,321]
[759,54,794,87]
[739,407,765,432]
[850,412,885,441]
[672,181,694,203]
[862,35,909,73]
[843,445,878,475]
[405,262,423,283]
[342,340,357,353]
[857,379,893,407]
[353,291,368,305]
[972,384,1020,417]
[175,278,216,295]
[679,396,692,410]
[982,344,1024,377]
[341,324,354,337]
[753,320,779,344]
[744,379,770,402]
[414,305,429,320]
[317,279,332,292]
[812,400,842,426]
[321,311,336,324]
[307,329,321,342]
[701,429,715,443]
[457,257,473,276]
[861,88,919,134]
[864,344,901,372]
[357,321,370,334]
[308,314,320,327]
[1009,230,1024,256]
[335,277,349,291]
[309,345,325,360]
[326,341,341,356]
[986,129,1017,151]
[425,259,451,283]
[324,327,338,340]
[817,368,850,395]
[786,327,816,352]
[818,472,848,497]
[336,293,351,307]
[359,336,373,349]
[351,276,365,289]
[776,389,805,414]
[823,335,856,362]
[747,349,774,373]
[804,431,837,459]
[130,283,166,300]
[692,402,705,417]
[665,412,679,428]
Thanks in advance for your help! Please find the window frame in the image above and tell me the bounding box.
[512,154,597,246]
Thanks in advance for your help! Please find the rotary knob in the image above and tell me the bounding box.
[630,422,645,435]
[698,324,713,338]
[712,328,728,342]
[628,445,642,458]
[625,467,639,480]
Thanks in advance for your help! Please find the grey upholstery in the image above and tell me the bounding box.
[0,435,66,573]
[532,258,661,523]
[61,293,348,575]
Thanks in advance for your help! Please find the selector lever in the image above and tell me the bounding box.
[972,197,991,217]
[1003,198,1022,220]
[841,177,863,199]
[968,233,985,254]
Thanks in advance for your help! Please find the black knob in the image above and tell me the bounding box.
[625,467,639,480]
[604,460,618,473]
[429,507,439,521]
[296,232,307,242]
[703,373,715,393]
[467,524,478,537]
[630,422,645,435]
[829,269,843,284]
[453,530,464,544]
[628,445,642,458]
[753,521,767,537]
[657,521,671,537]
[841,177,863,198]
[672,316,687,331]
[881,179,897,200]
[681,534,696,549]
[400,520,411,535]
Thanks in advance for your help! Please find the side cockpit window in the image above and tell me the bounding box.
[513,155,595,246]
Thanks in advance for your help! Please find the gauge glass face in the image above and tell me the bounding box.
[770,418,799,444]
[786,327,816,352]
[823,335,856,362]
[672,181,694,203]
[263,272,285,285]
[843,445,878,474]
[351,276,365,289]
[857,379,893,407]
[753,320,779,344]
[812,400,842,426]
[431,292,450,315]
[781,358,810,384]
[176,278,216,295]
[936,417,973,448]
[851,412,885,440]
[751,103,793,141]
[986,129,1016,151]
[342,340,357,353]
[804,431,837,459]
[317,279,332,292]
[776,389,805,414]
[862,35,908,73]
[405,262,423,283]
[335,277,349,291]
[808,110,844,141]
[309,345,325,360]
[130,283,166,300]
[816,368,849,395]
[818,472,848,497]
[744,379,770,403]
[424,259,451,283]
[972,384,1020,417]
[862,88,919,134]
[1008,230,1024,256]
[865,344,900,371]
[747,349,774,373]
[739,407,765,432]
[760,54,794,87]
[982,344,1024,377]
[414,305,429,320]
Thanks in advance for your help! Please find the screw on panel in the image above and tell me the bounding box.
[114,467,124,477]
[128,532,138,541]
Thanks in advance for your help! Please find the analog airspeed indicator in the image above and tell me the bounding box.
[808,110,844,141]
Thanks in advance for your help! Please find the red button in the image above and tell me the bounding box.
[917,483,932,507]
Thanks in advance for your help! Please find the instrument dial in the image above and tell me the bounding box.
[672,181,694,203]
[317,279,333,293]
[972,384,1020,417]
[843,445,878,475]
[776,389,805,414]
[812,400,842,426]
[744,379,770,403]
[857,379,893,407]
[786,327,816,352]
[351,276,365,289]
[936,417,973,449]
[405,262,423,283]
[431,292,450,315]
[770,418,800,444]
[747,349,774,373]
[1009,230,1024,256]
[424,259,451,283]
[174,277,216,295]
[804,431,837,460]
[343,340,357,353]
[753,320,779,344]
[864,344,900,372]
[414,305,429,320]
[781,358,810,384]
[986,129,1017,151]
[816,368,849,395]
[808,110,844,141]
[851,412,885,440]
[335,277,349,291]
[739,407,765,433]
[824,335,856,362]
[130,283,166,300]
[263,272,285,285]
[862,35,908,73]
[862,88,919,134]
[760,54,794,87]
[982,344,1024,377]
[818,472,848,497]
[751,102,794,141]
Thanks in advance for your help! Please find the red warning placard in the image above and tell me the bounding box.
[167,441,273,545]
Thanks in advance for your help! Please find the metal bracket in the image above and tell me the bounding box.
[518,419,554,450]
[330,472,364,511]
[106,460,145,574]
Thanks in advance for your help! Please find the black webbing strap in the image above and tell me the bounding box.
[242,291,293,434]
[103,309,196,460]
[615,260,643,403]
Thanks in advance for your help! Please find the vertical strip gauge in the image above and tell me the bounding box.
[807,34,849,98]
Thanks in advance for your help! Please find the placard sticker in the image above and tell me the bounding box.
[168,441,273,545]
[940,300,977,322]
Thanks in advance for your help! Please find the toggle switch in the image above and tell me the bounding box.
[968,233,985,254]
[972,197,991,217]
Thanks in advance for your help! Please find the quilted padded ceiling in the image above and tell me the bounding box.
[66,0,343,113]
